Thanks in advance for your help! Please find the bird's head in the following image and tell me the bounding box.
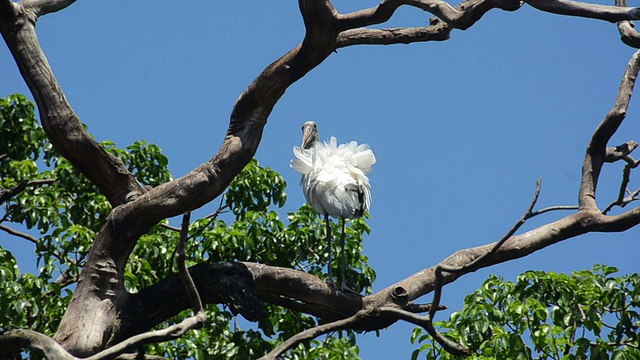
[301,121,319,150]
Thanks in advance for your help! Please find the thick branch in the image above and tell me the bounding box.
[22,0,76,16]
[0,2,145,207]
[116,262,264,343]
[53,1,347,353]
[616,0,640,48]
[244,262,364,320]
[0,329,74,360]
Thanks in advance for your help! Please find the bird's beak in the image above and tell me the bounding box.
[301,125,316,149]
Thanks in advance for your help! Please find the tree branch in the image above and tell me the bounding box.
[259,308,374,360]
[525,0,640,22]
[0,178,55,205]
[0,223,39,244]
[336,0,640,48]
[22,0,76,17]
[176,211,205,315]
[116,262,264,343]
[0,2,145,207]
[0,329,75,360]
[580,50,640,211]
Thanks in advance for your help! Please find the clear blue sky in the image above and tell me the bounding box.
[2,1,639,359]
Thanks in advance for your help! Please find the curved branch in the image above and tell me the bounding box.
[0,329,74,360]
[579,50,640,211]
[22,0,76,16]
[0,223,39,244]
[0,1,145,207]
[525,0,640,22]
[336,0,640,48]
[616,0,640,48]
[84,313,207,360]
[53,1,346,353]
[0,178,55,205]
[115,262,265,343]
[336,0,518,48]
[334,0,462,30]
[259,308,374,360]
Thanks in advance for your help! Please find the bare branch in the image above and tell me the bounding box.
[334,0,463,31]
[615,0,640,49]
[22,0,76,17]
[605,141,639,162]
[83,313,207,360]
[530,205,579,217]
[618,21,640,48]
[603,169,640,214]
[336,0,517,48]
[336,0,640,48]
[417,179,542,354]
[580,50,640,211]
[0,329,75,360]
[525,0,640,22]
[337,26,452,47]
[0,223,39,244]
[377,307,468,355]
[260,306,468,360]
[115,355,169,360]
[177,211,205,315]
[0,3,145,207]
[259,309,373,360]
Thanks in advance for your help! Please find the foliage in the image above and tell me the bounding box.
[411,265,640,359]
[0,94,375,359]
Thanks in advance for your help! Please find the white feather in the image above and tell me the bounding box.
[290,136,375,219]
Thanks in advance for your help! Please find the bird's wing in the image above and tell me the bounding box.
[350,146,376,174]
[290,146,314,174]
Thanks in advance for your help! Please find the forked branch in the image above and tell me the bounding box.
[580,50,640,211]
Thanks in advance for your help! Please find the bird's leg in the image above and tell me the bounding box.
[340,218,347,290]
[325,214,336,289]
[339,218,360,295]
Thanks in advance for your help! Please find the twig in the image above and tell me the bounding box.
[159,223,181,232]
[0,178,55,205]
[259,306,468,360]
[377,307,468,356]
[425,179,542,354]
[0,224,39,244]
[603,155,640,214]
[258,309,372,360]
[177,211,204,314]
[403,302,446,313]
[83,313,207,360]
[530,205,579,217]
[43,269,77,297]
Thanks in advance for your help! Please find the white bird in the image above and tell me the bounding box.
[290,121,376,293]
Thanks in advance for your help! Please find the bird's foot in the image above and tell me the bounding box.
[339,282,362,297]
[326,278,337,290]
[326,279,361,296]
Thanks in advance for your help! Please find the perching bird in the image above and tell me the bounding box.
[290,121,376,293]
